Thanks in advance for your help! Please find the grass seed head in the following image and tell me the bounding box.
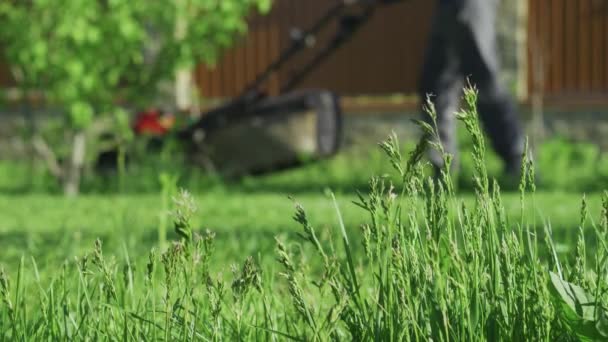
[146,248,156,282]
[378,132,405,177]
[172,189,197,243]
[162,242,185,290]
[231,256,262,301]
[0,267,12,312]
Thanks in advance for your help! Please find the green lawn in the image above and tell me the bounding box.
[1,128,608,339]
[0,190,597,274]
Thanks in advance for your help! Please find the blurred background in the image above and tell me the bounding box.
[0,0,608,195]
[2,0,608,296]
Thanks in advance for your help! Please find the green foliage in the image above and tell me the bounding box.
[0,0,273,194]
[3,131,608,195]
[0,0,271,116]
[536,137,608,191]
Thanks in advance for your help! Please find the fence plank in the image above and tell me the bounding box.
[604,2,608,90]
[527,0,537,95]
[578,0,591,92]
[591,0,604,91]
[539,0,552,91]
[565,0,579,93]
[550,0,564,93]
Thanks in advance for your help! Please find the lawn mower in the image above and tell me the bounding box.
[106,0,405,177]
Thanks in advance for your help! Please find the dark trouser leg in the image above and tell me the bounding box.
[418,8,463,170]
[420,0,524,174]
[459,0,524,172]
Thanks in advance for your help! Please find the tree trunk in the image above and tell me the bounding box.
[63,131,86,196]
[174,1,193,113]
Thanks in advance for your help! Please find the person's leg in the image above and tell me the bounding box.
[458,0,524,174]
[418,6,464,171]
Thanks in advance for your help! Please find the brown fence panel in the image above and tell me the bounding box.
[195,7,284,99]
[195,0,435,99]
[528,0,608,102]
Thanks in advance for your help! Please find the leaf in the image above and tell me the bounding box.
[69,102,94,129]
[257,0,273,14]
[66,60,85,78]
[548,272,607,341]
[549,272,592,319]
[597,313,608,338]
[119,18,138,39]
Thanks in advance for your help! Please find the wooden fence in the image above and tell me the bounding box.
[528,0,608,104]
[195,0,435,98]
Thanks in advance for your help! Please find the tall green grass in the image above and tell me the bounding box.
[1,86,607,340]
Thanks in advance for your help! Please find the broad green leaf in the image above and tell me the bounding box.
[549,272,607,341]
[597,313,608,338]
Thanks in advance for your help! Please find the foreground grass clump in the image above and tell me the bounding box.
[2,87,608,341]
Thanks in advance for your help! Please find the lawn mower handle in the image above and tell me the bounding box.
[241,0,408,98]
[180,0,408,137]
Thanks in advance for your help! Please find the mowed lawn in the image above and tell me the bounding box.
[0,189,600,275]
